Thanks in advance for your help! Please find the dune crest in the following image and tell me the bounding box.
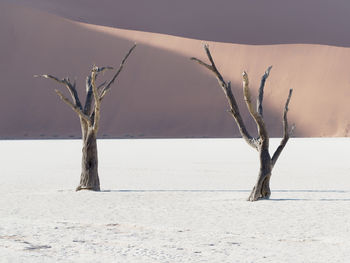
[5,0,350,47]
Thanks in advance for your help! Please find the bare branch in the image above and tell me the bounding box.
[83,74,109,116]
[282,89,294,138]
[95,66,113,73]
[226,82,259,150]
[35,74,83,110]
[203,44,218,70]
[84,75,94,115]
[34,74,63,84]
[91,67,101,133]
[97,81,107,90]
[271,89,294,167]
[257,66,272,117]
[190,57,213,72]
[191,44,258,150]
[242,71,268,141]
[93,66,113,84]
[66,80,83,110]
[54,89,91,125]
[203,44,226,89]
[100,44,136,101]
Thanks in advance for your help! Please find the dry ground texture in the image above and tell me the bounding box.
[1,139,349,262]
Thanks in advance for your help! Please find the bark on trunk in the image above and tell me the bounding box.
[248,148,272,201]
[76,130,100,191]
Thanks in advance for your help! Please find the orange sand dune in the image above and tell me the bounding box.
[1,2,350,139]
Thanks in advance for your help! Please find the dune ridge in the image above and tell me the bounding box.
[5,0,350,47]
[1,2,350,138]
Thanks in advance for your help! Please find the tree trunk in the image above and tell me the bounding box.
[192,45,294,201]
[37,44,136,192]
[76,129,100,191]
[248,148,272,201]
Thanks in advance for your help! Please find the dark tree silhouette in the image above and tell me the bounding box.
[191,44,294,201]
[35,44,136,191]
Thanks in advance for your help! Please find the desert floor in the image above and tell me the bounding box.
[1,138,350,262]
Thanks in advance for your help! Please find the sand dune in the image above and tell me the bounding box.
[1,2,350,138]
[5,0,350,47]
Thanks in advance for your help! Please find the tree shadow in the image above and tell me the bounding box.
[271,189,350,201]
[101,189,350,202]
[270,198,350,202]
[274,189,350,193]
[101,189,251,193]
[102,189,349,193]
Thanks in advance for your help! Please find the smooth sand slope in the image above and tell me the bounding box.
[6,0,350,47]
[1,2,350,138]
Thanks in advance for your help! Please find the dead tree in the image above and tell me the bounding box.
[35,44,136,191]
[191,44,294,201]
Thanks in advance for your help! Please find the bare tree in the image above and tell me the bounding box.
[35,44,136,191]
[191,44,294,201]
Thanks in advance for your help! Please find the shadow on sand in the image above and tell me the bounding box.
[270,198,350,201]
[100,189,350,201]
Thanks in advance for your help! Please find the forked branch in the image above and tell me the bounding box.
[242,72,268,141]
[35,74,83,109]
[191,44,258,150]
[84,67,113,115]
[191,44,226,91]
[271,89,294,167]
[54,89,91,124]
[35,74,90,124]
